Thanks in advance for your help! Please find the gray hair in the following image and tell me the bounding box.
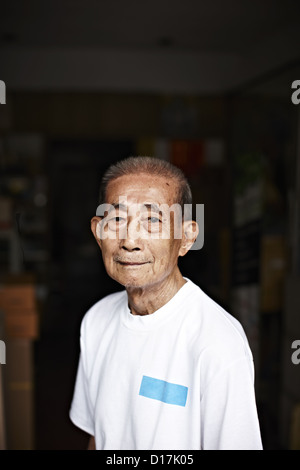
[99,156,193,218]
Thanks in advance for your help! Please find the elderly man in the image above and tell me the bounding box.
[69,156,263,450]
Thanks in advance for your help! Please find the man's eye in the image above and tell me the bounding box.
[145,216,162,232]
[107,216,126,229]
[148,216,160,223]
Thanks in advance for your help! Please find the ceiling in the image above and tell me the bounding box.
[1,0,300,93]
[0,0,299,52]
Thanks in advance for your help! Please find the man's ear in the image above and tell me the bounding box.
[179,220,199,257]
[91,216,103,249]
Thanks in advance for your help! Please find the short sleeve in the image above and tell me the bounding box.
[200,355,263,450]
[69,323,94,436]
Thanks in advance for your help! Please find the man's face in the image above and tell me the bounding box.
[92,173,190,289]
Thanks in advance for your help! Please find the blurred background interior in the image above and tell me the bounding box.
[0,0,300,450]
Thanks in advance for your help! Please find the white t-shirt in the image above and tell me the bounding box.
[69,278,263,450]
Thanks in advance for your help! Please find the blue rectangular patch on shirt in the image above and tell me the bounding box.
[139,375,188,407]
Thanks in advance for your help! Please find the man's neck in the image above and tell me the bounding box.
[126,270,186,316]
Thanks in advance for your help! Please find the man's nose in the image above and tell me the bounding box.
[120,218,143,251]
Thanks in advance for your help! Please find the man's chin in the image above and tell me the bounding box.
[114,274,155,291]
[121,279,147,289]
[108,265,152,289]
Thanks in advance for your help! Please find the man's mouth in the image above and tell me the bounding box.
[116,260,149,266]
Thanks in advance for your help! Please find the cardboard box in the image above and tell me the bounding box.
[0,278,39,339]
[0,284,36,311]
[4,310,38,339]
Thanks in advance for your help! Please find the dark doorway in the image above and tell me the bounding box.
[35,139,134,449]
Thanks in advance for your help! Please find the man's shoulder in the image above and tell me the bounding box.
[81,289,127,330]
[185,279,251,357]
[92,289,126,308]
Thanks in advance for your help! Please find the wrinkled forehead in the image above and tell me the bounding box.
[105,173,180,206]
